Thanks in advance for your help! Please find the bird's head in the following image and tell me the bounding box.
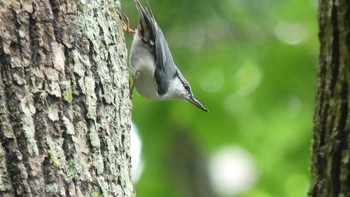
[165,72,208,112]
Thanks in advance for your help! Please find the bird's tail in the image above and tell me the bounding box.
[134,0,157,43]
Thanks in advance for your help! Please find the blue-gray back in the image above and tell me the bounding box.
[135,0,177,96]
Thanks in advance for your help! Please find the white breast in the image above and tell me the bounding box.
[130,32,161,100]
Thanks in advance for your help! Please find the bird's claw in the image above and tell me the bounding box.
[120,13,135,34]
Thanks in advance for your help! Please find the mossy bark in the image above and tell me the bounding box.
[0,0,134,196]
[311,0,350,196]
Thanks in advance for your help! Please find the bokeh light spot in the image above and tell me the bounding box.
[287,96,301,117]
[199,69,224,93]
[209,146,258,196]
[131,123,143,182]
[233,61,262,96]
[224,93,252,116]
[275,22,309,45]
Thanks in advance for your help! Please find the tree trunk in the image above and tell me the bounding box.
[0,0,134,196]
[311,0,350,196]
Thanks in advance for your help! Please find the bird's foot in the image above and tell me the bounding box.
[120,13,135,34]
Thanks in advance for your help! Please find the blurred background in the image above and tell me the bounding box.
[122,0,318,196]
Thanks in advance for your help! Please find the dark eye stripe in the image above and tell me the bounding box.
[174,71,192,93]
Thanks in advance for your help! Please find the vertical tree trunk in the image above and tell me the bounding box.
[0,0,134,196]
[311,0,350,196]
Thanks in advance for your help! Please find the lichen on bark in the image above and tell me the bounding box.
[0,0,133,196]
[311,0,350,196]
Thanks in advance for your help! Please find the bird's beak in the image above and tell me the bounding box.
[188,96,208,112]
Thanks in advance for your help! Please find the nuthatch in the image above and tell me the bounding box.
[124,0,208,112]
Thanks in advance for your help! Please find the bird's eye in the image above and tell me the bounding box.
[184,85,190,92]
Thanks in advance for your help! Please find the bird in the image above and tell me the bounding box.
[124,0,208,112]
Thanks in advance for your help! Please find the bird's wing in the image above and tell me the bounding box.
[135,0,177,96]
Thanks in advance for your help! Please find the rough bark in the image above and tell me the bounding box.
[311,0,350,196]
[0,0,133,196]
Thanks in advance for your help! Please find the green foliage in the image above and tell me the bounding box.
[123,0,317,196]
